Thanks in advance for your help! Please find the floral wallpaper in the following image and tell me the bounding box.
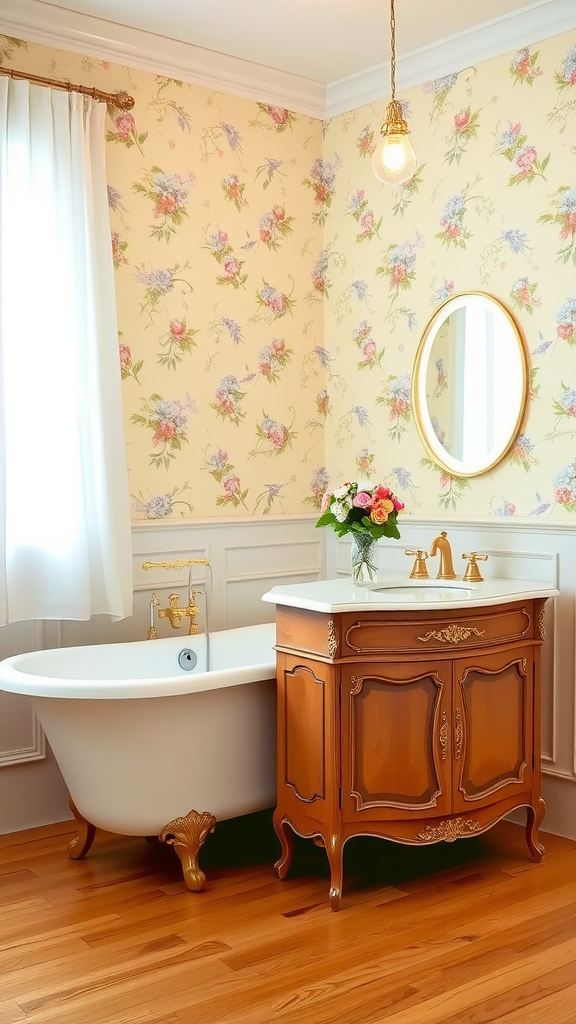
[323,29,576,519]
[1,26,576,522]
[0,35,326,520]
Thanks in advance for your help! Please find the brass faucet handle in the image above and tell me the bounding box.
[405,549,429,579]
[462,552,488,582]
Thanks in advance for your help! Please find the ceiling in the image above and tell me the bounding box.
[26,0,561,84]
[2,0,574,116]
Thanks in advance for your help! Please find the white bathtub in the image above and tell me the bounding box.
[0,623,278,888]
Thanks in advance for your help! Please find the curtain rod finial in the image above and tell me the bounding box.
[115,91,135,111]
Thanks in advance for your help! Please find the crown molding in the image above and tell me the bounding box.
[327,0,576,117]
[1,0,574,120]
[0,0,326,118]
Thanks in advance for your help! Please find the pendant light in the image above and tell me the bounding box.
[372,0,417,186]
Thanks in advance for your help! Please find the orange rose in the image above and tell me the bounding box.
[370,501,389,524]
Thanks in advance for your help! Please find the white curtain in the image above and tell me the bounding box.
[0,79,133,624]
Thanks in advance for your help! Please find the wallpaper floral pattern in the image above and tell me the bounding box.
[323,30,576,518]
[1,27,576,521]
[0,35,325,520]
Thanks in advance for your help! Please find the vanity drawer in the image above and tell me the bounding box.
[342,602,534,656]
[275,606,336,658]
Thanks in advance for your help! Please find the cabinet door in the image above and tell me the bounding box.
[452,646,533,813]
[341,662,452,822]
[276,653,338,828]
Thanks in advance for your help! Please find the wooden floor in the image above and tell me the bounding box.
[1,812,576,1024]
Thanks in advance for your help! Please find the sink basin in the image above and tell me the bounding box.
[369,579,477,594]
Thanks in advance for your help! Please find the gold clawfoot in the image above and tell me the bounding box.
[67,798,96,860]
[160,809,217,892]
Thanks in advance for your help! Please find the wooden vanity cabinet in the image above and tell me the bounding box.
[272,598,547,910]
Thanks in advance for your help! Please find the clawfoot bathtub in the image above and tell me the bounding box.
[0,622,277,891]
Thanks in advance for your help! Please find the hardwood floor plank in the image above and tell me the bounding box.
[440,962,576,1023]
[1,816,575,1024]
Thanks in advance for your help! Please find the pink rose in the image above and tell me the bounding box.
[560,212,576,238]
[114,113,135,140]
[360,210,374,233]
[268,106,287,125]
[169,320,186,339]
[269,427,286,447]
[268,294,287,313]
[352,491,373,509]
[223,474,241,496]
[515,145,537,177]
[155,195,176,216]
[454,109,470,130]
[223,256,240,277]
[374,486,392,500]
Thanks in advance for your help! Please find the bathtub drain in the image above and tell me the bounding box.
[178,648,197,671]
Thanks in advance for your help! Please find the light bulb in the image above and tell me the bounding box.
[372,131,417,186]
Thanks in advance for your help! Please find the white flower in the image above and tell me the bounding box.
[333,485,351,499]
[356,479,373,493]
[332,498,352,522]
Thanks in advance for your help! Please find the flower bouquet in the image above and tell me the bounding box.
[316,480,405,585]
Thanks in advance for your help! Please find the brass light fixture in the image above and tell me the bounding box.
[372,0,417,185]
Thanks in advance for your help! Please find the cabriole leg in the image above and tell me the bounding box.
[326,833,344,911]
[526,798,546,863]
[68,798,96,860]
[273,811,295,879]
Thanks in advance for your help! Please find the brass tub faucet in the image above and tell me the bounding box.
[158,593,201,634]
[142,558,211,639]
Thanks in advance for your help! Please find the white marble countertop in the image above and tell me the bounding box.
[261,576,559,614]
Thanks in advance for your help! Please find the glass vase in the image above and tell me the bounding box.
[350,533,378,586]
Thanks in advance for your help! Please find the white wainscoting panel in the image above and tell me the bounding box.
[1,513,575,841]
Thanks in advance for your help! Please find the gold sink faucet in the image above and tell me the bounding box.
[430,531,457,580]
[405,549,429,579]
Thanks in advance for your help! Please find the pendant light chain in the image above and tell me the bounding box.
[390,0,396,101]
[372,0,416,184]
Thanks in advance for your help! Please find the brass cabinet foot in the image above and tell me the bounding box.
[160,809,216,892]
[68,799,96,860]
[526,798,546,862]
[273,812,295,879]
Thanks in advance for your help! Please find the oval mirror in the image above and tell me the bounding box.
[412,292,529,478]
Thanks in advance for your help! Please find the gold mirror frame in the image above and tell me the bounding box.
[412,291,529,479]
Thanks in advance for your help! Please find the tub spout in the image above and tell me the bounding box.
[158,593,201,633]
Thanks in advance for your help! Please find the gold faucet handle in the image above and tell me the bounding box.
[405,549,429,580]
[462,552,488,582]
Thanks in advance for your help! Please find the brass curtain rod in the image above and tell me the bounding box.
[0,66,134,110]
